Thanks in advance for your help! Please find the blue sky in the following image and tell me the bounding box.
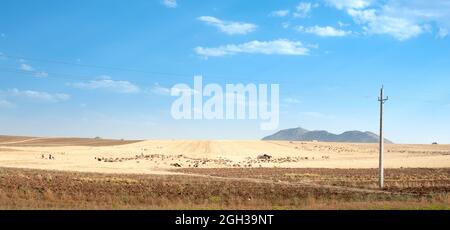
[1,0,450,143]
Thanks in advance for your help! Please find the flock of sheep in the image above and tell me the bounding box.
[92,152,331,168]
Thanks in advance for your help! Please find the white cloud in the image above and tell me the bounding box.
[294,2,318,18]
[18,63,48,78]
[297,25,352,36]
[270,10,290,17]
[20,63,34,71]
[347,8,423,41]
[1,88,70,103]
[197,16,257,35]
[161,0,177,8]
[34,71,49,78]
[382,0,450,39]
[195,39,311,57]
[151,83,200,96]
[284,97,301,104]
[438,27,449,38]
[151,83,171,96]
[71,76,140,94]
[0,99,14,108]
[327,0,450,40]
[326,0,373,10]
[0,33,5,38]
[338,21,350,27]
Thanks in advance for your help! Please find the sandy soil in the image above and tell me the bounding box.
[0,136,449,175]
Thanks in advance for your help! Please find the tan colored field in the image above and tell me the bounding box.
[0,136,449,175]
[0,136,449,209]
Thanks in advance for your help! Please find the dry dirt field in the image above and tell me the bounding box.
[0,135,449,209]
[1,136,450,174]
[0,167,448,209]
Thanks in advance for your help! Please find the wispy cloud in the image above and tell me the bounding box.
[438,28,449,38]
[270,10,290,17]
[19,63,49,78]
[338,21,350,27]
[71,76,140,94]
[195,39,311,58]
[151,83,171,96]
[197,16,257,35]
[293,2,319,18]
[326,0,373,10]
[34,71,49,78]
[297,25,352,37]
[271,2,318,20]
[20,63,34,71]
[161,0,177,8]
[0,99,14,108]
[284,97,301,104]
[347,8,423,41]
[1,88,70,103]
[327,0,450,40]
[151,83,200,96]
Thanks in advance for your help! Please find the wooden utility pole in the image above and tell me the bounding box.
[378,86,388,189]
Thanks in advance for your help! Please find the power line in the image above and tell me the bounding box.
[1,53,388,99]
[0,66,191,84]
[0,66,377,101]
[1,53,283,82]
[0,66,298,85]
[2,53,192,77]
[2,53,375,85]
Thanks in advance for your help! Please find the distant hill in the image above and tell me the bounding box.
[262,127,393,143]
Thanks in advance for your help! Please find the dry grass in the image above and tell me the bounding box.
[177,168,450,195]
[0,167,449,210]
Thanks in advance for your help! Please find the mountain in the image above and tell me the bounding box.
[262,127,393,143]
